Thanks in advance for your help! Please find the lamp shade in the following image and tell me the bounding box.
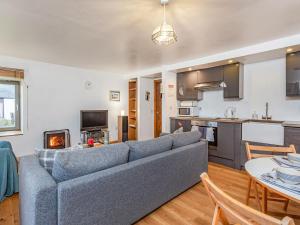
[152,21,177,46]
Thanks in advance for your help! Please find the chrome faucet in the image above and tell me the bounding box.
[262,102,272,120]
[224,106,236,119]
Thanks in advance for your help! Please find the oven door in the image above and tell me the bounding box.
[197,126,218,148]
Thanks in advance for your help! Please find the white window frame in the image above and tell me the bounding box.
[0,80,21,132]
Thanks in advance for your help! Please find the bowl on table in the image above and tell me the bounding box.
[276,167,300,185]
[287,153,300,164]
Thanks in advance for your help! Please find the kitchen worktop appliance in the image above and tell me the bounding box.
[191,120,218,149]
[177,101,200,117]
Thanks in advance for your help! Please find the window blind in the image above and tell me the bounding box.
[0,67,24,79]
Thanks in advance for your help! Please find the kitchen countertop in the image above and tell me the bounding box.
[170,116,245,123]
[282,121,300,128]
[170,116,287,125]
[245,119,284,124]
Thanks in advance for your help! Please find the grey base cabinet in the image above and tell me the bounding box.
[209,123,242,169]
[170,118,244,169]
[284,127,300,153]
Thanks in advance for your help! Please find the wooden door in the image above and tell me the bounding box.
[154,80,162,137]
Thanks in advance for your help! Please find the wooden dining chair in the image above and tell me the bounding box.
[245,142,296,213]
[201,172,295,225]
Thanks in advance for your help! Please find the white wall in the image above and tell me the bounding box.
[0,55,128,157]
[161,70,177,132]
[138,77,154,140]
[197,58,300,120]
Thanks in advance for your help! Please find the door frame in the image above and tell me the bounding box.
[154,79,162,137]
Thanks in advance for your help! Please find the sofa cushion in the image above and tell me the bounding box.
[35,148,77,173]
[51,143,129,182]
[171,131,202,149]
[126,135,173,161]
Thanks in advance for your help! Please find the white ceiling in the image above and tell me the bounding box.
[1,0,300,74]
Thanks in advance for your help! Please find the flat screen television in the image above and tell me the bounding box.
[80,110,108,131]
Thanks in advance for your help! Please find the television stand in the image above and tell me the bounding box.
[80,129,109,144]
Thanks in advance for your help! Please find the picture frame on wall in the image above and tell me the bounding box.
[109,90,120,101]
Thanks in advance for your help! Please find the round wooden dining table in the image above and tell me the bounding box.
[245,157,300,213]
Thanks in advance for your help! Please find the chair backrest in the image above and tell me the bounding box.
[200,173,295,225]
[245,142,296,160]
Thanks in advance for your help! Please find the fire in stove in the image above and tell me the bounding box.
[44,129,70,149]
[49,135,65,148]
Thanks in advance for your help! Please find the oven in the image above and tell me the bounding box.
[191,120,218,149]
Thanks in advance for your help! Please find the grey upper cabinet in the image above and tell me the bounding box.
[286,51,300,97]
[198,66,223,83]
[177,63,244,101]
[177,71,202,101]
[223,63,244,99]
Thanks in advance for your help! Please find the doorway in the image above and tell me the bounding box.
[154,79,162,137]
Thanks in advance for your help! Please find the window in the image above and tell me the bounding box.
[0,80,21,132]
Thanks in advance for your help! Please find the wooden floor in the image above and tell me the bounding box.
[1,163,299,225]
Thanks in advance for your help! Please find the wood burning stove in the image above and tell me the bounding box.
[43,129,70,149]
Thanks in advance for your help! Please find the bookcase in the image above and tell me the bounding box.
[128,79,137,140]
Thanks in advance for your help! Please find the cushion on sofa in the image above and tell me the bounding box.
[171,131,202,149]
[35,148,72,173]
[51,143,129,182]
[126,135,173,161]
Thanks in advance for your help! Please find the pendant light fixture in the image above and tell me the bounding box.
[152,0,177,46]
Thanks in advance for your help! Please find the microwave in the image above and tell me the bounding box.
[178,107,199,117]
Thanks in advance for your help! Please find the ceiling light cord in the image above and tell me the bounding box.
[163,3,166,23]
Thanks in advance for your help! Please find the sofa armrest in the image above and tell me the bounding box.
[19,155,57,225]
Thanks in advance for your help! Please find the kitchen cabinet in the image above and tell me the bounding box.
[217,123,235,159]
[284,127,300,153]
[177,63,244,100]
[223,63,244,99]
[198,66,223,83]
[170,118,192,133]
[209,122,242,169]
[170,118,243,169]
[177,71,202,101]
[286,51,300,96]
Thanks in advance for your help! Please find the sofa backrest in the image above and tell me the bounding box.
[170,131,202,149]
[42,131,202,183]
[126,135,173,161]
[52,143,129,182]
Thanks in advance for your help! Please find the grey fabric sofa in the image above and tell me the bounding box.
[19,132,208,225]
